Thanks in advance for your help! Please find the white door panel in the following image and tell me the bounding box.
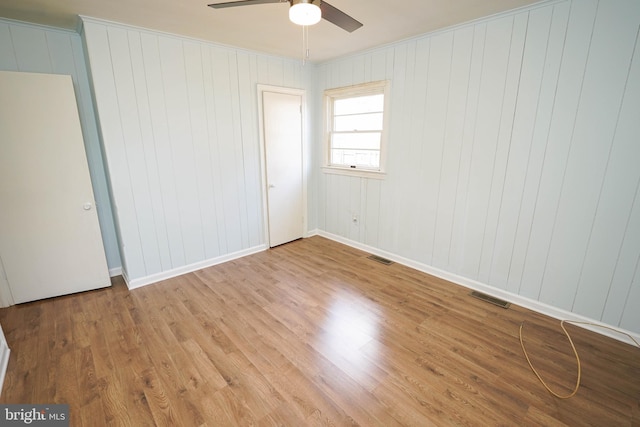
[263,91,304,247]
[0,71,110,304]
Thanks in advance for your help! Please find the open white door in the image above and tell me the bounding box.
[260,88,305,247]
[0,71,110,304]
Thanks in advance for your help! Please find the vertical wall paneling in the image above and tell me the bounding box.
[160,36,207,265]
[392,40,420,258]
[347,176,361,242]
[315,0,640,335]
[517,0,598,300]
[303,63,315,233]
[314,63,327,233]
[602,142,640,327]
[375,49,398,252]
[46,31,75,74]
[266,57,285,87]
[407,37,433,263]
[448,23,486,273]
[571,10,640,320]
[228,51,251,250]
[82,18,309,285]
[111,27,162,276]
[538,0,639,310]
[357,179,367,243]
[620,265,640,330]
[0,19,120,277]
[185,41,222,260]
[236,52,263,248]
[129,32,173,272]
[8,26,52,72]
[431,26,474,271]
[212,48,245,254]
[139,32,186,269]
[0,25,18,69]
[476,13,528,284]
[337,175,351,238]
[200,43,229,256]
[363,179,381,247]
[459,16,514,279]
[324,173,337,235]
[183,41,215,259]
[381,44,408,254]
[416,32,454,265]
[370,50,389,82]
[502,2,571,295]
[350,55,366,83]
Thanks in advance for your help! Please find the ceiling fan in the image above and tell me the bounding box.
[207,0,363,33]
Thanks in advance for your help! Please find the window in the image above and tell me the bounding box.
[323,80,391,177]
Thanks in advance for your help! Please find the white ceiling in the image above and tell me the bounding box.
[0,0,543,62]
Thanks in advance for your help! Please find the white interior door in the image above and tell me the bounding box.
[262,90,304,247]
[0,71,110,304]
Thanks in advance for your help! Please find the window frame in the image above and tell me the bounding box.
[322,80,391,179]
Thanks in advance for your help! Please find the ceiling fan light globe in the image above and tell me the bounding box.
[289,2,321,26]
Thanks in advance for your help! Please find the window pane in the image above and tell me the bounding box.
[334,113,383,131]
[334,94,384,115]
[324,81,389,173]
[331,132,381,150]
[331,149,380,168]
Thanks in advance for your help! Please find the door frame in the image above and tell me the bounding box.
[257,84,308,247]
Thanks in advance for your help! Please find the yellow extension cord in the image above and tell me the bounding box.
[519,320,640,399]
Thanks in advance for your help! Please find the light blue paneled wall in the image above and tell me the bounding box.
[81,18,311,285]
[314,0,640,333]
[0,18,121,272]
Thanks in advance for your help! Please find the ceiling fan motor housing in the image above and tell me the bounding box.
[289,0,321,6]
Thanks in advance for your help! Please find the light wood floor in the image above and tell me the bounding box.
[1,236,638,426]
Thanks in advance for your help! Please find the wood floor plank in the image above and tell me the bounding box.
[256,401,308,427]
[138,367,182,426]
[1,236,638,426]
[97,373,133,426]
[264,362,353,426]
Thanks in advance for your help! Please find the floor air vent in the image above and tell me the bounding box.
[367,255,394,265]
[469,291,511,309]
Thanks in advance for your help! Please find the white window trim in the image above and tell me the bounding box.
[322,80,391,179]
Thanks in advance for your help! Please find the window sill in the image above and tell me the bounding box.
[321,166,387,180]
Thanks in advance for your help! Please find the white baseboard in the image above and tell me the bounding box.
[108,267,123,277]
[316,231,640,347]
[0,324,10,397]
[123,244,268,290]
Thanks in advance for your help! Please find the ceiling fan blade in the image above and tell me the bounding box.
[319,1,363,33]
[208,0,284,9]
